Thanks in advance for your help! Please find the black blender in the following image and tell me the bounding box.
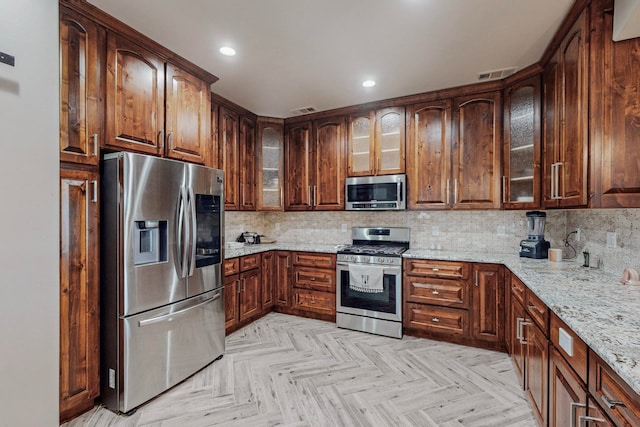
[519,211,550,259]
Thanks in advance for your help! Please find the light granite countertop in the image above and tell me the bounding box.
[225,244,640,395]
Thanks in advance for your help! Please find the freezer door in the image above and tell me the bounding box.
[120,153,189,315]
[186,164,224,297]
[119,289,224,413]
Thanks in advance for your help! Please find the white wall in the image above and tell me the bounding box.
[0,1,59,426]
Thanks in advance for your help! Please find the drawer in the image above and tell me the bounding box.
[510,275,526,305]
[292,288,335,315]
[589,349,640,426]
[404,259,470,279]
[224,258,239,276]
[404,303,469,336]
[293,266,336,292]
[240,253,261,272]
[526,290,549,335]
[550,313,588,383]
[404,275,469,308]
[292,252,335,268]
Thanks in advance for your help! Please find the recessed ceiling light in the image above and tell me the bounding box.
[219,46,236,56]
[362,80,376,88]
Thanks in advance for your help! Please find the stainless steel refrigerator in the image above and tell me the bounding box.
[100,152,225,414]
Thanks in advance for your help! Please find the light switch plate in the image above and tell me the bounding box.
[559,327,573,357]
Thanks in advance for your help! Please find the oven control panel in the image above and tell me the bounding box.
[337,254,402,266]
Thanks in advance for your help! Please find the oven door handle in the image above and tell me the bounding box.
[337,262,401,275]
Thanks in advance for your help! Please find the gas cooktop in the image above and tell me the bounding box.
[337,244,408,256]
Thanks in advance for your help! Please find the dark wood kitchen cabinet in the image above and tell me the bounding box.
[509,275,549,427]
[451,92,502,209]
[590,0,640,208]
[284,118,346,211]
[406,99,452,209]
[542,7,589,208]
[291,252,336,319]
[223,254,262,334]
[275,251,292,308]
[471,264,504,347]
[257,118,285,211]
[261,251,275,310]
[219,106,240,209]
[347,107,405,176]
[105,32,213,164]
[502,76,542,209]
[59,6,104,166]
[59,167,100,422]
[407,92,501,210]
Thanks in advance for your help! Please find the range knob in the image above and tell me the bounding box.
[377,257,385,263]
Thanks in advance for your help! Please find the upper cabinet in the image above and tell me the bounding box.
[59,6,104,166]
[407,93,501,210]
[502,76,542,209]
[284,117,346,211]
[542,8,589,208]
[165,64,212,165]
[218,106,257,211]
[590,0,640,208]
[406,100,452,209]
[105,32,212,165]
[257,118,284,211]
[348,107,405,176]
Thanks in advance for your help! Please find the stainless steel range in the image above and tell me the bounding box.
[336,227,410,338]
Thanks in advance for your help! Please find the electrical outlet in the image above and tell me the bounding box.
[576,228,581,241]
[606,232,617,248]
[497,225,506,236]
[432,226,439,236]
[341,223,347,232]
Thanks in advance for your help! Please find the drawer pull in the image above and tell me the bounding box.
[310,299,316,304]
[432,268,440,272]
[512,286,521,291]
[432,317,440,322]
[601,395,625,409]
[528,304,544,313]
[311,277,316,281]
[432,290,440,295]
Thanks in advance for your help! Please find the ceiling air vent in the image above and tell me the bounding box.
[290,106,317,115]
[477,67,517,81]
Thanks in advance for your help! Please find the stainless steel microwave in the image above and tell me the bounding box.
[345,174,406,210]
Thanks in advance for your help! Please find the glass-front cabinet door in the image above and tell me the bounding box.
[257,118,284,210]
[503,76,541,209]
[348,107,405,176]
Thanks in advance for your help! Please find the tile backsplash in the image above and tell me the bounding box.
[224,207,640,277]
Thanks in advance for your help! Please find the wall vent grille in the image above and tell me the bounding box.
[477,67,517,81]
[290,106,317,115]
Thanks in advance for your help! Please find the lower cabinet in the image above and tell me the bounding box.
[403,259,504,351]
[290,252,336,319]
[275,251,292,307]
[59,167,100,422]
[223,253,262,334]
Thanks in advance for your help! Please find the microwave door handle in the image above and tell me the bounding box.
[187,187,197,276]
[398,181,403,202]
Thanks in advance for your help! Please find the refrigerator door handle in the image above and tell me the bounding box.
[187,187,197,277]
[177,187,189,279]
[138,292,222,327]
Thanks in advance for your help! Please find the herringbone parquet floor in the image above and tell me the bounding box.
[63,313,537,427]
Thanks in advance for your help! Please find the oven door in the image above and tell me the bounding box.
[336,261,402,322]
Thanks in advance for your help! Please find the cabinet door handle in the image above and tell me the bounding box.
[376,157,380,172]
[167,131,174,149]
[569,402,586,427]
[91,180,98,203]
[236,279,241,294]
[475,271,479,287]
[446,179,450,204]
[454,179,458,204]
[308,186,312,206]
[314,185,317,207]
[286,256,290,268]
[519,319,532,344]
[431,317,440,323]
[555,162,562,199]
[92,133,98,156]
[502,176,507,203]
[159,129,165,149]
[577,415,606,426]
[516,317,523,341]
[432,267,439,272]
[601,395,625,409]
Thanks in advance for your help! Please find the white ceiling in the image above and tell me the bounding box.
[89,0,574,118]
